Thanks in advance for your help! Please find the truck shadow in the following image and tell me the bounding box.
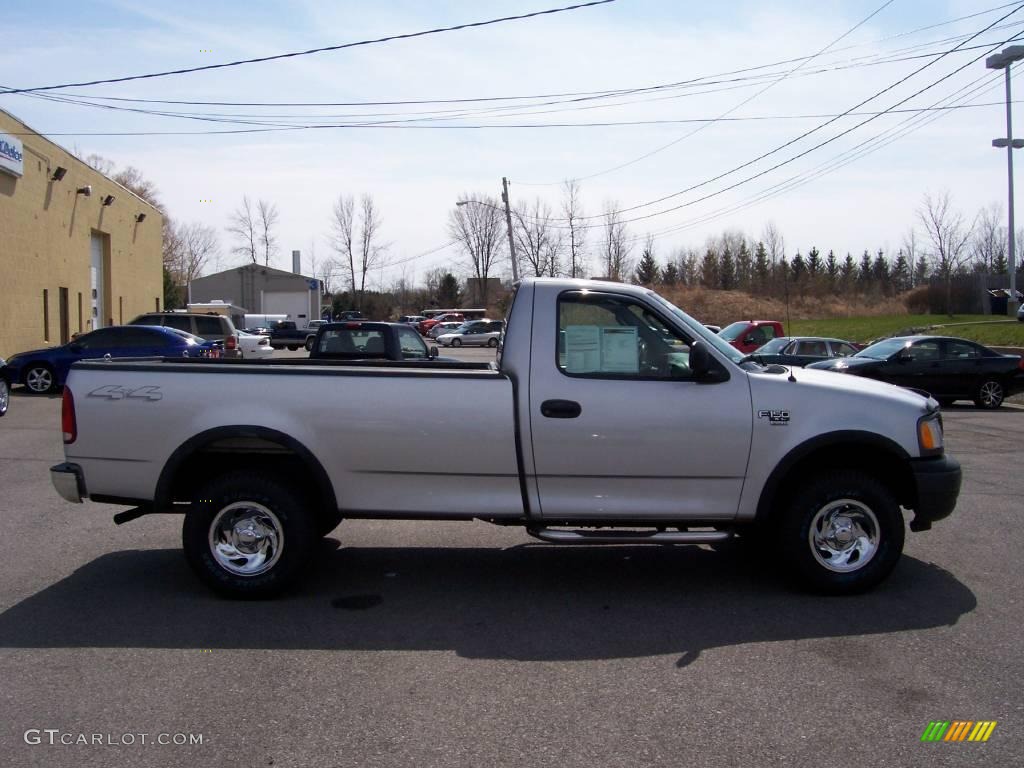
[0,543,974,666]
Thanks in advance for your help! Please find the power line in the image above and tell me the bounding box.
[0,0,617,96]
[570,27,1024,233]
[543,4,1024,225]
[519,0,899,186]
[8,99,1016,137]
[16,3,1016,109]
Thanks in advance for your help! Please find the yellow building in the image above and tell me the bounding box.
[0,108,163,359]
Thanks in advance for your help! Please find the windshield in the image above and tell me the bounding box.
[756,337,790,353]
[718,321,750,341]
[856,338,909,360]
[646,292,746,364]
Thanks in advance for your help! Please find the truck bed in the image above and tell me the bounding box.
[65,357,521,519]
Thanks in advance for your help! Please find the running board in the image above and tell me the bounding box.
[528,528,732,545]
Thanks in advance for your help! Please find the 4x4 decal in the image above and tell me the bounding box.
[87,385,163,402]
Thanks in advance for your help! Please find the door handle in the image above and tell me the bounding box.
[541,399,582,419]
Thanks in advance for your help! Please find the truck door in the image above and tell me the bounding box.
[528,289,753,522]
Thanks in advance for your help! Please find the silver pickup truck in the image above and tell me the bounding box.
[51,278,961,598]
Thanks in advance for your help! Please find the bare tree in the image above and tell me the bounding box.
[448,194,505,306]
[513,197,559,277]
[902,227,920,286]
[82,153,115,176]
[762,221,784,266]
[178,222,220,286]
[918,191,976,314]
[602,201,632,281]
[562,179,587,278]
[330,194,385,311]
[257,199,279,267]
[971,202,1006,274]
[228,196,259,264]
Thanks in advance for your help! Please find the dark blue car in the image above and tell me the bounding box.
[2,326,218,394]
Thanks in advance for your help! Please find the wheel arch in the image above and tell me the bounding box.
[156,425,338,522]
[755,430,915,524]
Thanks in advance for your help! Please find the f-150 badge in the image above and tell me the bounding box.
[757,409,790,425]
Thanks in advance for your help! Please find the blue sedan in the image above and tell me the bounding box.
[2,325,218,394]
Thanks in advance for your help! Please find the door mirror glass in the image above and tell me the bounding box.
[429,345,439,359]
[690,341,711,377]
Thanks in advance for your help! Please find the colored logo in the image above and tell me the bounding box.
[921,721,997,742]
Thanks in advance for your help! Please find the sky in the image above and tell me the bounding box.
[1,0,1019,287]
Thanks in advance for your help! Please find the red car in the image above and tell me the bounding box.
[718,320,785,354]
[418,313,464,336]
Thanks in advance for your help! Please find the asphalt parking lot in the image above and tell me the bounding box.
[0,377,1020,767]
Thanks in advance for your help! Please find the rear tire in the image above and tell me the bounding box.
[287,345,299,351]
[974,378,1004,409]
[779,470,904,595]
[183,471,316,598]
[0,377,8,416]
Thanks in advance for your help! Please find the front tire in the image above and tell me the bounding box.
[0,377,8,416]
[780,470,904,595]
[974,378,1004,409]
[24,364,56,394]
[487,338,499,348]
[183,471,316,598]
[451,338,462,347]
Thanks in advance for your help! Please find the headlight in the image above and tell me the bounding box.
[917,412,944,456]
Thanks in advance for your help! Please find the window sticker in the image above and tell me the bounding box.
[565,325,601,372]
[600,327,639,373]
[563,325,639,374]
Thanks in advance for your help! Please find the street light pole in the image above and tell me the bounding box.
[501,177,519,282]
[987,46,1024,315]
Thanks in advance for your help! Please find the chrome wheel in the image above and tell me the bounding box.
[25,366,54,394]
[208,502,284,576]
[808,499,880,573]
[0,378,8,415]
[978,380,1003,409]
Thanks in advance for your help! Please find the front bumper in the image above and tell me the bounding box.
[51,462,86,503]
[908,454,961,531]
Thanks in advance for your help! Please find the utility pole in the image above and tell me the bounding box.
[501,177,519,281]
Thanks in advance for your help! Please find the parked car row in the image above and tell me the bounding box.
[436,320,504,348]
[714,318,1022,409]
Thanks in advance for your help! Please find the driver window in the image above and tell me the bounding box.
[557,292,695,380]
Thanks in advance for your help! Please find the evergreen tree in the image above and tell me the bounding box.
[635,248,660,285]
[913,257,930,286]
[840,253,856,291]
[993,250,1008,275]
[753,241,770,290]
[736,241,753,290]
[700,248,720,288]
[790,250,807,292]
[858,250,873,289]
[872,249,890,289]
[825,250,839,293]
[720,246,736,290]
[438,273,461,306]
[775,255,790,296]
[661,262,680,286]
[807,246,822,277]
[891,251,911,293]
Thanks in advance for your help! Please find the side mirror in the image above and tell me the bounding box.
[429,346,439,359]
[743,334,756,345]
[689,341,711,378]
[896,349,913,363]
[68,343,83,353]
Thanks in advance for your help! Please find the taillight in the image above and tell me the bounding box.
[62,387,77,444]
[1018,357,1024,370]
[225,334,238,350]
